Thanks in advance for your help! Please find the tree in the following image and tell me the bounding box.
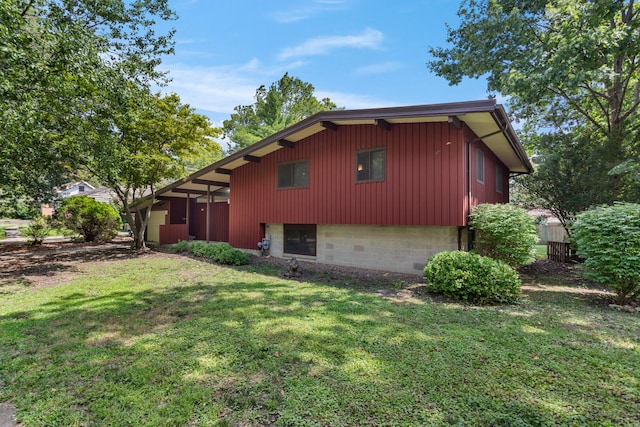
[428,0,640,213]
[223,73,337,153]
[82,90,221,249]
[513,132,622,233]
[0,0,176,201]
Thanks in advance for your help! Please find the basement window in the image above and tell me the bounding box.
[284,224,317,256]
[278,160,309,189]
[356,148,385,182]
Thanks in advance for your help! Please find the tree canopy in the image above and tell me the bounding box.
[428,0,640,219]
[81,89,221,249]
[0,0,176,201]
[223,73,337,153]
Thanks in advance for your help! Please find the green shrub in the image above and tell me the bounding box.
[52,196,122,242]
[23,216,49,245]
[188,241,208,257]
[571,203,640,304]
[470,203,538,267]
[424,251,521,304]
[187,241,250,265]
[170,240,189,252]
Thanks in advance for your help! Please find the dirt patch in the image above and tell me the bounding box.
[0,403,17,427]
[518,259,619,308]
[0,239,144,290]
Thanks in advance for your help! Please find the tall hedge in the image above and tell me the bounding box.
[470,203,538,267]
[572,203,640,304]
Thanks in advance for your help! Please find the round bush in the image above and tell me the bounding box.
[470,203,538,267]
[572,203,640,304]
[53,196,122,242]
[424,251,521,304]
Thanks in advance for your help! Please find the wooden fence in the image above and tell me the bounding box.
[546,241,576,263]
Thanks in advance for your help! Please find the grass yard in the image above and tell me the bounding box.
[535,244,547,260]
[0,250,638,426]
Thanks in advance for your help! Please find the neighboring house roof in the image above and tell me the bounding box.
[82,186,118,204]
[55,180,95,198]
[152,99,532,203]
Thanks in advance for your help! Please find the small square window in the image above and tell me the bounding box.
[278,160,308,189]
[496,165,503,193]
[356,148,385,182]
[476,149,485,184]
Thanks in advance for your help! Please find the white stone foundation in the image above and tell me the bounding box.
[264,223,463,275]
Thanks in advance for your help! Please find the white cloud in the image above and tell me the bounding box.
[315,90,398,110]
[271,0,348,23]
[354,61,403,75]
[278,28,384,60]
[160,59,307,118]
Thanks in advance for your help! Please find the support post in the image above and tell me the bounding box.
[185,192,190,238]
[206,185,211,243]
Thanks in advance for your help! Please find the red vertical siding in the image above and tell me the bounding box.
[159,224,188,245]
[189,199,229,242]
[211,203,229,242]
[469,140,509,208]
[229,122,470,249]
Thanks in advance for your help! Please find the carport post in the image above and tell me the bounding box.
[206,185,211,243]
[185,192,190,237]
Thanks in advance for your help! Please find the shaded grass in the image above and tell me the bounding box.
[535,244,547,260]
[0,226,69,241]
[0,254,638,426]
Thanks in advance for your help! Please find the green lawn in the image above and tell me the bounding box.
[0,225,71,240]
[0,253,638,426]
[535,244,548,260]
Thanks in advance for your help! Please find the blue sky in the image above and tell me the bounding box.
[159,0,492,128]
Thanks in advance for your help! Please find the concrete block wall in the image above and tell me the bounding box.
[265,223,461,275]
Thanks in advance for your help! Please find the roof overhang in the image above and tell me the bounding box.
[155,99,532,200]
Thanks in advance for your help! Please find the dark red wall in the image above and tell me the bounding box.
[469,137,510,207]
[229,122,473,249]
[189,200,229,242]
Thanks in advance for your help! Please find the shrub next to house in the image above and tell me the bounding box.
[469,203,538,267]
[424,251,521,304]
[572,203,640,304]
[174,240,250,266]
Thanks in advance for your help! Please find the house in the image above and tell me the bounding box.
[146,100,532,274]
[41,180,95,216]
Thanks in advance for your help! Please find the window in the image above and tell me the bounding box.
[284,224,317,256]
[278,160,308,189]
[356,148,385,182]
[496,165,503,193]
[476,149,485,183]
[79,185,85,192]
